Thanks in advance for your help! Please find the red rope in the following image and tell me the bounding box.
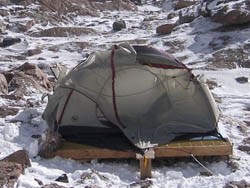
[110,45,126,128]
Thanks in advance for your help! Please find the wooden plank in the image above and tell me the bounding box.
[53,139,233,160]
[154,140,233,157]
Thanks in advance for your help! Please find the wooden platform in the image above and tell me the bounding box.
[54,139,232,160]
[49,138,232,179]
[48,139,233,179]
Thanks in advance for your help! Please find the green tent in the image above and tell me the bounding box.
[43,43,219,149]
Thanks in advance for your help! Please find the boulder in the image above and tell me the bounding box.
[210,0,250,26]
[113,20,126,31]
[227,160,240,172]
[167,12,178,19]
[10,0,36,5]
[239,60,250,68]
[0,106,19,118]
[40,0,99,16]
[130,0,141,5]
[14,20,35,32]
[235,77,248,84]
[243,137,250,145]
[17,62,53,90]
[156,23,177,35]
[2,72,14,83]
[178,4,200,24]
[0,73,8,94]
[71,0,137,12]
[32,27,96,37]
[207,48,248,69]
[42,183,67,188]
[0,9,9,17]
[27,48,42,56]
[1,37,21,47]
[238,145,250,153]
[174,0,196,10]
[1,150,31,167]
[0,161,24,188]
[206,79,218,90]
[0,0,10,6]
[179,12,197,24]
[0,150,31,188]
[55,174,69,183]
[5,63,53,99]
[223,180,250,188]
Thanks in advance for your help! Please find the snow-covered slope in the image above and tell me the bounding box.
[0,0,250,187]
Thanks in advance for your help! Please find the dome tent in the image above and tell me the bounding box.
[42,43,220,150]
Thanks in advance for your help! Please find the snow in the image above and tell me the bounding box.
[0,1,250,187]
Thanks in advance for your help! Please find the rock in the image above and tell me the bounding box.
[0,94,20,100]
[199,171,213,176]
[32,27,96,37]
[40,0,99,17]
[0,9,9,16]
[14,20,35,32]
[42,183,67,188]
[156,23,177,35]
[0,73,8,94]
[235,77,248,84]
[164,39,186,53]
[2,72,14,83]
[1,150,31,167]
[38,130,62,158]
[237,124,248,133]
[0,0,10,6]
[55,174,69,183]
[208,35,231,51]
[17,62,53,90]
[167,12,178,19]
[1,37,21,47]
[8,71,50,98]
[130,0,141,5]
[0,106,19,118]
[239,60,250,68]
[207,48,248,69]
[129,179,153,188]
[73,0,138,12]
[206,79,218,89]
[38,57,46,60]
[178,4,199,24]
[223,180,250,188]
[113,20,126,31]
[174,0,196,10]
[211,0,250,26]
[27,48,42,56]
[245,121,250,127]
[48,41,91,53]
[238,145,250,153]
[227,160,240,172]
[10,0,35,5]
[243,137,250,145]
[179,12,196,24]
[0,161,24,188]
[0,150,31,187]
[34,178,44,186]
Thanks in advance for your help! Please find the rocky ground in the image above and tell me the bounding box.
[0,0,250,187]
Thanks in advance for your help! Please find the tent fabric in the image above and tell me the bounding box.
[43,43,219,149]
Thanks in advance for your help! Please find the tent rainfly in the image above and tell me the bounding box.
[43,43,220,149]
